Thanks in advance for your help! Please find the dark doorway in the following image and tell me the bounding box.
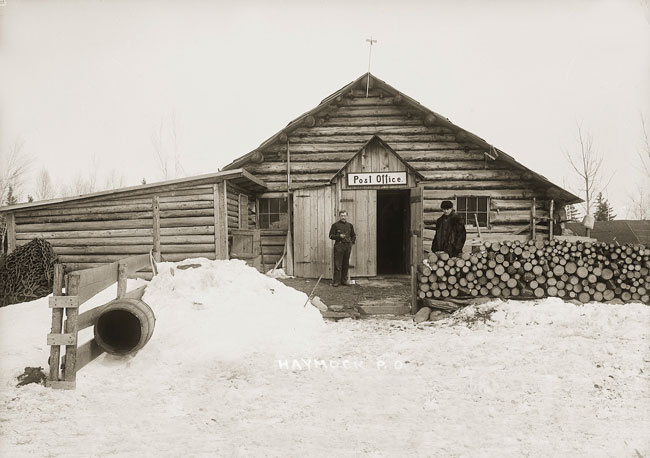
[377,190,410,274]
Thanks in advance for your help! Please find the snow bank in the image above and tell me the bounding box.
[1,278,649,457]
[141,258,324,361]
[448,297,650,338]
[0,258,323,389]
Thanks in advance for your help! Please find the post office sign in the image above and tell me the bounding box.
[347,172,407,186]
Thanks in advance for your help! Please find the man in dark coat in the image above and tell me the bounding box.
[431,200,466,257]
[329,210,356,286]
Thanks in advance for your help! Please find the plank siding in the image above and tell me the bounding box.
[293,186,334,278]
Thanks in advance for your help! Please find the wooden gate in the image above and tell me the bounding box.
[293,186,335,278]
[340,189,377,277]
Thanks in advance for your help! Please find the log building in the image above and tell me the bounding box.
[0,73,580,284]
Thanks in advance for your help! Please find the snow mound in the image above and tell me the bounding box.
[448,297,650,337]
[141,258,323,361]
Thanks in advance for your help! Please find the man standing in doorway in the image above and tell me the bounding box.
[431,200,466,257]
[329,210,356,287]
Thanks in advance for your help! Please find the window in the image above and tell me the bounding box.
[258,198,289,229]
[456,196,489,228]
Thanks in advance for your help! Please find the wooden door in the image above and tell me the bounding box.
[341,189,377,277]
[410,186,424,312]
[293,186,335,279]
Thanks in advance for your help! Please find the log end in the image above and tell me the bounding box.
[423,114,437,127]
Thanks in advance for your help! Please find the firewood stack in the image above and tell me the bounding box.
[418,239,650,304]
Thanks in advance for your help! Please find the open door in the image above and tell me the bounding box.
[293,186,335,278]
[340,189,377,277]
[410,186,424,312]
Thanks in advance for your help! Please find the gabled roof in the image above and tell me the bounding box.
[222,72,581,204]
[0,169,266,213]
[329,135,425,183]
[566,220,650,246]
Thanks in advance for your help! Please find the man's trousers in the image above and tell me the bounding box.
[333,242,352,285]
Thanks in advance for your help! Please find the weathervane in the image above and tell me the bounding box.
[365,36,377,97]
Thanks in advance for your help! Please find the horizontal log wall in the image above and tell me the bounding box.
[14,184,222,273]
[158,185,217,262]
[226,182,242,231]
[250,87,553,238]
[261,230,287,272]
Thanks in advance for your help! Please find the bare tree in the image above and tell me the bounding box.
[638,113,650,179]
[151,112,185,180]
[563,125,612,217]
[59,154,102,197]
[0,138,31,205]
[628,114,650,219]
[103,168,126,190]
[628,191,649,219]
[35,167,55,201]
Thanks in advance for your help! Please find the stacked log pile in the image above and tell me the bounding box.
[418,239,650,305]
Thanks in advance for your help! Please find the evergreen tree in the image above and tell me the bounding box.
[27,195,34,203]
[5,185,17,206]
[594,192,616,221]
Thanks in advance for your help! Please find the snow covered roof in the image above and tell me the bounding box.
[566,220,650,246]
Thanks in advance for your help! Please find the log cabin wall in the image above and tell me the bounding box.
[12,185,217,275]
[243,85,559,246]
[226,182,241,231]
[5,172,263,277]
[260,230,286,272]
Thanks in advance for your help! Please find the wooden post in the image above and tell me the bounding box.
[531,198,536,240]
[549,199,554,240]
[286,139,292,191]
[5,212,15,254]
[213,182,229,259]
[117,264,127,298]
[239,195,249,229]
[48,264,64,384]
[63,273,80,385]
[152,195,161,262]
[286,193,294,276]
[411,234,418,313]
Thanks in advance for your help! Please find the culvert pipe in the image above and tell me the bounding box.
[93,298,156,355]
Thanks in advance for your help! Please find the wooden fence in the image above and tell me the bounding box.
[46,253,154,389]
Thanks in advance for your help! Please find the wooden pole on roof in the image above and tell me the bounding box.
[365,36,377,97]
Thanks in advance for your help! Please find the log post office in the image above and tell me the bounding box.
[0,73,581,286]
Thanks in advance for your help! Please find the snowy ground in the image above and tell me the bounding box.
[1,259,649,458]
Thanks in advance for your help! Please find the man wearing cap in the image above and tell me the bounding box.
[431,200,466,257]
[329,210,356,287]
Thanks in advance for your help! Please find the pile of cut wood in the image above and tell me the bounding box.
[418,239,650,305]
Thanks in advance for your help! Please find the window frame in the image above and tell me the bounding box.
[257,196,289,230]
[455,195,490,229]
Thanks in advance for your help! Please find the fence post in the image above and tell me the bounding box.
[47,264,65,384]
[63,273,80,385]
[117,263,127,298]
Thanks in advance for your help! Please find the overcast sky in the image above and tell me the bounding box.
[1,0,649,215]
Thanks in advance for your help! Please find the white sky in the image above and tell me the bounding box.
[1,0,649,215]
